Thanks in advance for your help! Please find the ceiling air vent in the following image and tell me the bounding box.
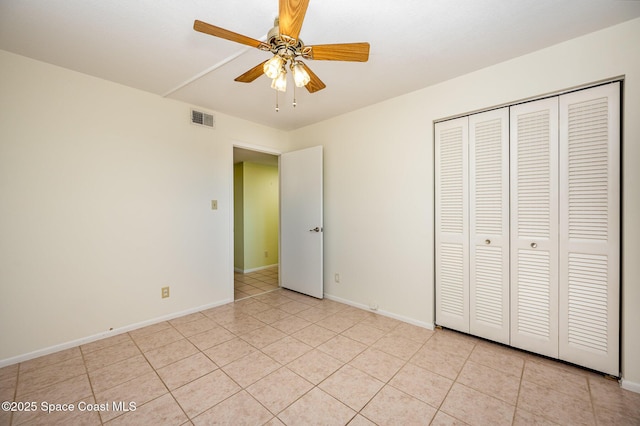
[191,109,215,129]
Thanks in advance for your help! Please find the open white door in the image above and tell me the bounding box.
[280,146,323,298]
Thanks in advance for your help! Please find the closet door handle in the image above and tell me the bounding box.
[531,242,537,248]
[485,239,491,245]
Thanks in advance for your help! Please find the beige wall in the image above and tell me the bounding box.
[233,163,245,270]
[1,17,639,391]
[288,18,640,389]
[0,50,287,363]
[234,162,279,271]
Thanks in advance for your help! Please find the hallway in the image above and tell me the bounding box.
[234,266,279,300]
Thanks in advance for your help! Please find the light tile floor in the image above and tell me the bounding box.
[1,288,639,425]
[235,267,279,300]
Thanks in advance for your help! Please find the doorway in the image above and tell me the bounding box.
[233,147,280,300]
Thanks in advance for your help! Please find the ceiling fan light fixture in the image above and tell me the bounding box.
[271,68,287,92]
[264,55,284,79]
[194,1,371,104]
[292,61,311,87]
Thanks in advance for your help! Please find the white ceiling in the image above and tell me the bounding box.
[2,1,639,131]
[234,147,278,166]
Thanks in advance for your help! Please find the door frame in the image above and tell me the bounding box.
[230,141,282,301]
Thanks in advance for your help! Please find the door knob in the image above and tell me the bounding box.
[531,242,537,248]
[485,239,491,245]
[309,227,320,232]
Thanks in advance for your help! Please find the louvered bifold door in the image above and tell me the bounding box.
[510,98,559,358]
[558,83,620,376]
[469,108,510,344]
[435,117,470,333]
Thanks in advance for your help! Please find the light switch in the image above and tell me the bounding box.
[211,200,218,210]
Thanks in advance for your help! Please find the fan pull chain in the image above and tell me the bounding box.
[293,84,297,108]
[275,89,279,112]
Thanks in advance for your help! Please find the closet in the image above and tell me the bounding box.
[435,82,620,376]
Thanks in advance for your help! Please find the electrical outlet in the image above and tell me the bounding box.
[211,200,218,210]
[161,286,170,298]
[264,250,268,258]
[334,273,340,283]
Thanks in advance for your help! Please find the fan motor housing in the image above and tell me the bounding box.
[266,20,305,59]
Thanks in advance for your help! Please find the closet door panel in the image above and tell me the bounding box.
[469,108,510,344]
[559,83,620,375]
[435,117,469,332]
[510,98,559,358]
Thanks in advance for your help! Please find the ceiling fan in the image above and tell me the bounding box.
[193,0,370,96]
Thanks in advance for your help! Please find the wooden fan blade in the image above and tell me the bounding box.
[307,43,370,62]
[300,62,326,93]
[194,20,263,49]
[234,60,268,83]
[279,0,310,39]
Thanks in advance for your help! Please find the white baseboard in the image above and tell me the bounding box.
[0,298,233,368]
[234,264,278,274]
[621,378,640,394]
[323,293,434,330]
[323,293,640,395]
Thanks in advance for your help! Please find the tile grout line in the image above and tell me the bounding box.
[6,289,638,425]
[132,323,191,426]
[352,328,425,425]
[437,334,478,425]
[9,363,19,426]
[77,344,102,425]
[511,349,527,426]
